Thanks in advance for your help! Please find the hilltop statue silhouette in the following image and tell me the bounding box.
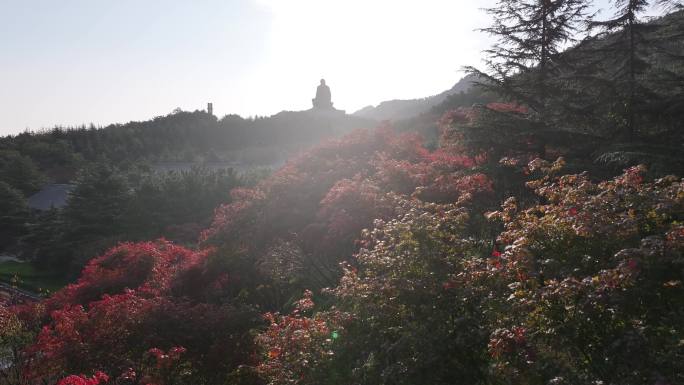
[312,79,333,109]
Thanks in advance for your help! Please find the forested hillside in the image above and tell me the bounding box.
[0,109,372,280]
[0,2,683,385]
[0,109,373,188]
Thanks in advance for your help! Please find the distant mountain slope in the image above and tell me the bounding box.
[352,74,477,121]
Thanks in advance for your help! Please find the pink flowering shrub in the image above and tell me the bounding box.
[57,371,109,385]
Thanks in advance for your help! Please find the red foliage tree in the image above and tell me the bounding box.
[13,241,260,384]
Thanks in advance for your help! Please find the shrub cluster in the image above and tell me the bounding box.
[2,117,682,385]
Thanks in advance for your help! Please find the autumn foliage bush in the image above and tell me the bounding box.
[480,162,684,384]
[255,290,351,385]
[1,126,489,384]
[196,126,490,308]
[7,241,260,385]
[2,118,682,385]
[256,159,683,385]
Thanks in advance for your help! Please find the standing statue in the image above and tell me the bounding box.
[312,79,333,109]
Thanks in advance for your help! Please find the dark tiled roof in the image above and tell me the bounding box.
[27,184,74,210]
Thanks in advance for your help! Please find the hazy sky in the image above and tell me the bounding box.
[0,0,664,135]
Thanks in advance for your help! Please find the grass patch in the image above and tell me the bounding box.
[0,261,69,295]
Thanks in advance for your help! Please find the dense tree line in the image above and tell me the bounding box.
[17,165,247,278]
[0,109,372,187]
[0,182,30,251]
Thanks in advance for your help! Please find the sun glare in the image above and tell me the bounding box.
[247,0,495,114]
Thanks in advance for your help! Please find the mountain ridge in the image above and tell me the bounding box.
[352,74,478,121]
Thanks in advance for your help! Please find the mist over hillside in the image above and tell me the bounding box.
[352,74,479,121]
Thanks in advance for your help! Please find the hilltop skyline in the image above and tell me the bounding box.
[0,0,665,135]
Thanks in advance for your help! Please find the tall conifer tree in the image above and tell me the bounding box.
[591,0,683,138]
[466,0,592,159]
[468,0,592,116]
